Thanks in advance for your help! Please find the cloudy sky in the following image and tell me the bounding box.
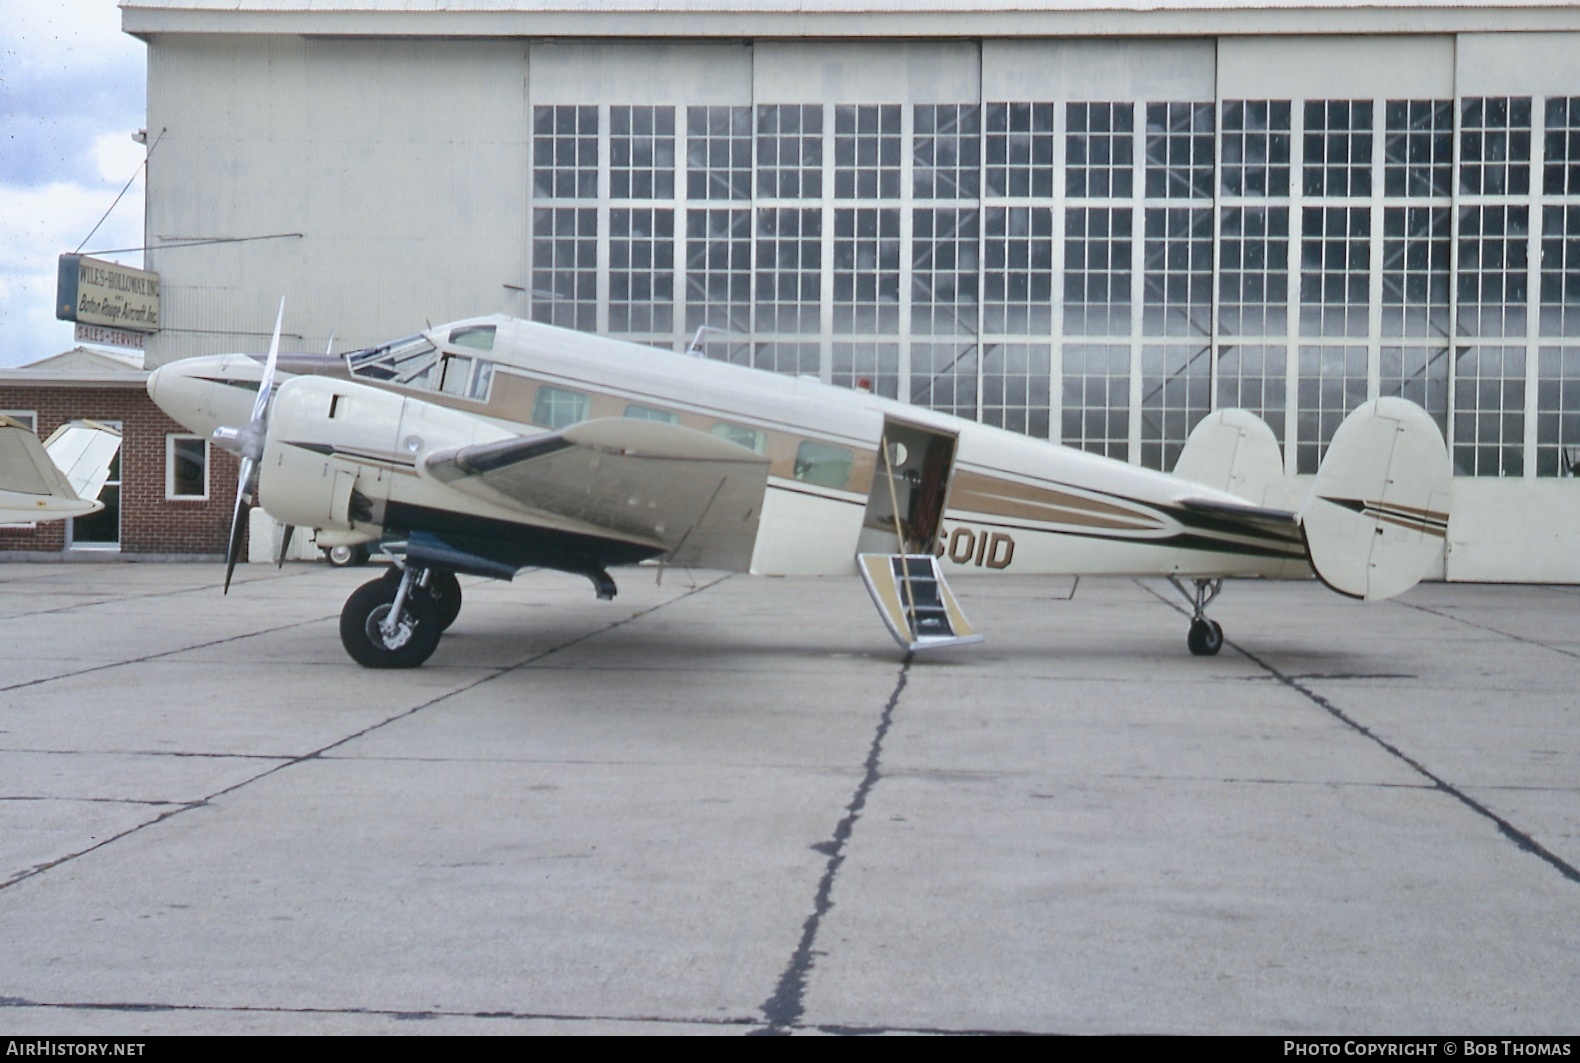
[0,0,147,367]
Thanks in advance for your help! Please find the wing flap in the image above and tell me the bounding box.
[425,418,771,571]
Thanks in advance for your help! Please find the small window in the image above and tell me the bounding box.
[439,355,474,396]
[167,435,208,500]
[532,385,591,430]
[449,324,496,352]
[470,361,494,402]
[794,440,853,489]
[624,404,680,424]
[711,422,767,453]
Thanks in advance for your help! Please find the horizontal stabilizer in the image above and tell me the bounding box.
[1301,398,1451,600]
[0,417,119,523]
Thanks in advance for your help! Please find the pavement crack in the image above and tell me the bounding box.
[754,654,912,1035]
[1395,599,1580,661]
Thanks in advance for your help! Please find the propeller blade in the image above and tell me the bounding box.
[248,297,285,426]
[276,523,295,569]
[223,456,254,595]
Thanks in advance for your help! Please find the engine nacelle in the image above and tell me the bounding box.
[258,375,406,533]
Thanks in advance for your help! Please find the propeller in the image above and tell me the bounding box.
[213,299,285,593]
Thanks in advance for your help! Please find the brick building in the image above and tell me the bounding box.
[0,347,236,557]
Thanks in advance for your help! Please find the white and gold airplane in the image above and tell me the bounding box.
[0,417,121,525]
[146,310,1452,668]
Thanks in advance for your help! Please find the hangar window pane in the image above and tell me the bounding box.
[982,343,1050,439]
[1064,207,1132,337]
[750,341,820,377]
[531,207,598,331]
[1457,204,1529,338]
[1385,100,1453,198]
[910,342,978,420]
[1539,203,1580,338]
[533,105,598,199]
[1142,207,1212,337]
[531,386,591,431]
[1536,346,1580,475]
[1299,206,1370,338]
[793,440,854,489]
[1303,100,1373,198]
[1296,345,1368,474]
[835,105,901,200]
[611,106,675,200]
[757,105,822,199]
[1461,97,1532,197]
[1382,346,1450,439]
[1061,344,1130,460]
[1140,343,1211,470]
[609,208,675,335]
[983,206,1054,335]
[755,208,822,333]
[1382,207,1451,338]
[688,106,752,201]
[913,104,980,199]
[913,208,979,336]
[1221,100,1290,198]
[1065,102,1132,200]
[833,208,901,333]
[685,208,752,335]
[1219,207,1289,337]
[1144,102,1213,200]
[166,435,207,500]
[1217,344,1288,444]
[1453,345,1525,476]
[988,102,1057,199]
[1544,98,1580,196]
[832,342,900,400]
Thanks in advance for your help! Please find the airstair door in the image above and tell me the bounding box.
[856,419,957,556]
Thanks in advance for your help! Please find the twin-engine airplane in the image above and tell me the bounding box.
[147,308,1452,668]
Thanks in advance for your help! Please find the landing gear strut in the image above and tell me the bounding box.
[341,565,442,668]
[382,564,462,631]
[1168,577,1225,657]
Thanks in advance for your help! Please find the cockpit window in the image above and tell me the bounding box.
[449,325,496,352]
[347,334,439,388]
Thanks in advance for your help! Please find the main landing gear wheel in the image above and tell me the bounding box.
[1187,617,1224,657]
[325,543,370,568]
[1169,577,1225,657]
[382,565,462,631]
[340,575,441,668]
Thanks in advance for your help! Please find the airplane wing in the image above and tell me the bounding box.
[424,417,771,571]
[0,417,120,523]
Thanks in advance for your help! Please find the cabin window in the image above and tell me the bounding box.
[532,385,591,430]
[449,325,496,352]
[470,361,494,402]
[711,422,767,454]
[623,404,679,424]
[166,435,208,500]
[793,440,853,489]
[439,355,474,397]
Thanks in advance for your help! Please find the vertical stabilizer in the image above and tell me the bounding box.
[1300,398,1451,600]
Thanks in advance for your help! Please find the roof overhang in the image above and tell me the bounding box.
[119,1,1580,40]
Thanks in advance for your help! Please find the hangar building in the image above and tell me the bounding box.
[119,1,1580,580]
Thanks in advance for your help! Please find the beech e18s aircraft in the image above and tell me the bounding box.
[146,306,1452,668]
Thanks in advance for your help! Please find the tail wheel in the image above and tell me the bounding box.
[340,576,441,668]
[325,543,370,568]
[382,566,462,631]
[1187,618,1224,657]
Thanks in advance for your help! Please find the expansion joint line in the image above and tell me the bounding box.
[1135,579,1580,888]
[754,654,913,1035]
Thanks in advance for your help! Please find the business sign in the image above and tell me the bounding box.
[56,254,161,333]
[72,324,147,350]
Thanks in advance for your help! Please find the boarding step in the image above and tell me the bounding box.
[857,553,984,652]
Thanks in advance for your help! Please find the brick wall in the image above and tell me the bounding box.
[0,384,239,556]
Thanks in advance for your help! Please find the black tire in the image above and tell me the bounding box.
[381,566,463,631]
[1187,617,1224,657]
[325,543,370,568]
[340,576,441,668]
